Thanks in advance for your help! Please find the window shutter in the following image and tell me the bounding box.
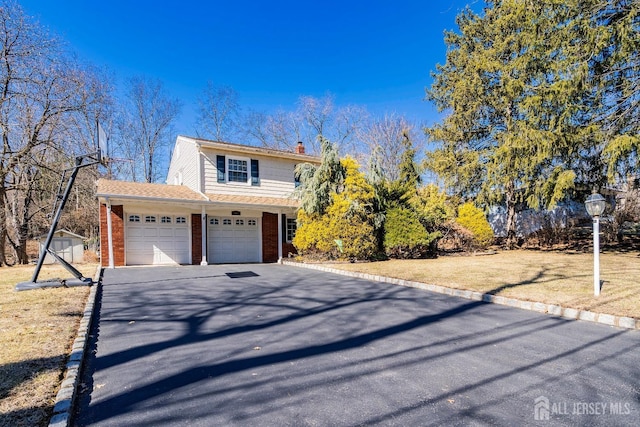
[251,159,259,185]
[216,155,225,182]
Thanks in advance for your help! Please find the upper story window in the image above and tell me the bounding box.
[228,158,248,183]
[216,155,259,186]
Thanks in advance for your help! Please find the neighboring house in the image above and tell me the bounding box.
[38,229,86,264]
[96,136,319,267]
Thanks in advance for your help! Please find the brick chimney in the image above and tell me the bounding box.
[295,141,305,154]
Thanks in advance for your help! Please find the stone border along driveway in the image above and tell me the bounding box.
[48,266,102,427]
[282,260,640,331]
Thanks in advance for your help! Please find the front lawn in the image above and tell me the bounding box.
[325,250,639,319]
[0,263,96,427]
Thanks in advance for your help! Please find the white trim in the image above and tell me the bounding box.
[285,217,297,243]
[226,154,251,185]
[105,198,114,269]
[200,206,208,265]
[277,210,283,263]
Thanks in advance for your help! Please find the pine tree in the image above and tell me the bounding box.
[426,0,601,247]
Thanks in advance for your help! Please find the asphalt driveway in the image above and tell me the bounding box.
[74,264,640,426]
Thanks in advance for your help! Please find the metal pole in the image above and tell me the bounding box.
[106,198,114,269]
[593,217,600,296]
[30,161,81,282]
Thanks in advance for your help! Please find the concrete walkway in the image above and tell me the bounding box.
[73,264,640,426]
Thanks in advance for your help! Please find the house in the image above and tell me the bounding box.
[39,229,86,264]
[96,136,319,267]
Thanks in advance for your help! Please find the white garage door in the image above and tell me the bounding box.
[208,217,260,263]
[126,214,190,265]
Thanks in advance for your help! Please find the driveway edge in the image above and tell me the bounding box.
[282,260,639,331]
[48,266,102,427]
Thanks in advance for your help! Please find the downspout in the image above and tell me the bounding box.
[200,205,208,265]
[105,197,114,269]
[196,144,210,265]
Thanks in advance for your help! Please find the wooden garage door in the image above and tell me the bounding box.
[126,214,190,265]
[208,217,260,263]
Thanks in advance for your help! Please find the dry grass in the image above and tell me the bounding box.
[326,250,640,319]
[0,263,96,427]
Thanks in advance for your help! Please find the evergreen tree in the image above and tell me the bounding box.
[294,136,345,216]
[426,0,600,247]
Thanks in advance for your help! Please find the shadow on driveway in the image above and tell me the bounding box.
[74,264,640,426]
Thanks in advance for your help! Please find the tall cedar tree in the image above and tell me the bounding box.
[426,0,602,247]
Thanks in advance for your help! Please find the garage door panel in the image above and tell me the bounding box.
[208,216,260,263]
[128,228,144,238]
[174,228,188,238]
[126,214,190,265]
[158,228,175,238]
[128,241,150,251]
[143,228,158,238]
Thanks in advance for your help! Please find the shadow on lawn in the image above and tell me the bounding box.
[0,355,64,427]
[73,265,640,426]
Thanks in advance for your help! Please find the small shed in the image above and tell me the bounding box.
[38,229,86,264]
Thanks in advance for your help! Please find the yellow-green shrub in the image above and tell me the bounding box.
[383,205,439,258]
[293,156,378,260]
[456,202,494,249]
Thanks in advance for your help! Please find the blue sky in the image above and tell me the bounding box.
[20,0,483,134]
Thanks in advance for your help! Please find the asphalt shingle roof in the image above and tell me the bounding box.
[96,179,207,202]
[96,179,300,208]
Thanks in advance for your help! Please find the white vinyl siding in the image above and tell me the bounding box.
[203,150,298,197]
[166,136,200,191]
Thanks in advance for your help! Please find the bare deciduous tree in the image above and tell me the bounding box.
[355,114,423,182]
[195,82,241,142]
[115,76,181,183]
[243,94,368,156]
[0,1,109,265]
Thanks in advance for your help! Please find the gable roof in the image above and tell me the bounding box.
[96,179,207,202]
[177,135,321,163]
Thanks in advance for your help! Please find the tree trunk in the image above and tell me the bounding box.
[0,186,8,266]
[505,183,518,249]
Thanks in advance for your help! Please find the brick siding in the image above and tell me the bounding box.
[191,214,202,265]
[99,204,124,267]
[262,212,278,263]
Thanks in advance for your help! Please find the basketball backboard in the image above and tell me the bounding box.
[97,121,109,166]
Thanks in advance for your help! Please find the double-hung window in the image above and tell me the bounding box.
[228,157,248,183]
[216,155,259,185]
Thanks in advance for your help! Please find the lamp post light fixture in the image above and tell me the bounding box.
[585,190,606,296]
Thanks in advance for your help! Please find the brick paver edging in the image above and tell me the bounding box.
[48,267,102,427]
[282,260,639,331]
